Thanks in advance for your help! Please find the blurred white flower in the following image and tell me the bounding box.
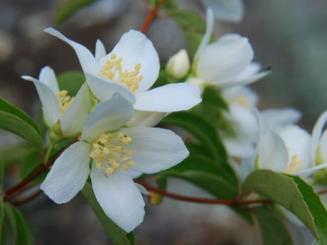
[41,94,189,232]
[166,49,190,79]
[202,0,244,23]
[188,9,269,90]
[45,28,201,126]
[222,86,301,159]
[256,112,327,176]
[22,67,90,137]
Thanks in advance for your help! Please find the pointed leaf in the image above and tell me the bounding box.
[0,98,42,147]
[243,170,327,243]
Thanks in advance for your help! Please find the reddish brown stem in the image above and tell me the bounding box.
[136,180,271,206]
[11,189,42,206]
[3,161,52,201]
[140,0,167,33]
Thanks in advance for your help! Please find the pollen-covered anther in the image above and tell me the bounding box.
[56,90,74,113]
[286,155,301,174]
[90,132,134,175]
[100,53,143,92]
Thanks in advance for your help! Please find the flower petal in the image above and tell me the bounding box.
[21,75,60,127]
[296,162,327,176]
[85,73,135,104]
[278,125,311,170]
[311,111,327,164]
[90,168,145,232]
[219,69,270,88]
[195,8,214,59]
[61,83,91,136]
[95,39,106,61]
[257,129,289,172]
[134,83,201,112]
[81,93,133,141]
[197,34,254,84]
[127,111,166,127]
[44,28,98,73]
[39,66,59,93]
[319,130,327,163]
[261,108,302,129]
[123,127,189,173]
[101,30,159,92]
[40,142,90,204]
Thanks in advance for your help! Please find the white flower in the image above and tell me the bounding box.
[222,86,301,159]
[40,93,189,232]
[202,0,244,23]
[188,9,269,90]
[166,49,190,79]
[44,28,201,126]
[256,112,327,176]
[22,66,90,137]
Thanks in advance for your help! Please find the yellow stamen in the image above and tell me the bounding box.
[90,131,134,176]
[99,53,143,92]
[286,155,301,174]
[148,191,162,205]
[230,95,250,108]
[56,90,74,113]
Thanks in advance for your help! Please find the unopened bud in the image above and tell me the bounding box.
[166,49,190,79]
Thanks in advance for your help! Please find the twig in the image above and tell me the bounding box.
[140,0,167,33]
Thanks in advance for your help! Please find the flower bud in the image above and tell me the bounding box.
[166,49,190,79]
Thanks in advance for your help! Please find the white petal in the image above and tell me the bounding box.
[44,28,98,74]
[257,129,289,172]
[235,62,261,79]
[261,108,302,129]
[218,69,270,88]
[311,111,327,164]
[127,169,143,179]
[127,111,166,127]
[91,168,145,232]
[40,142,90,204]
[61,83,90,136]
[101,30,159,92]
[21,75,60,127]
[135,183,149,195]
[195,8,214,59]
[203,0,244,22]
[85,73,135,104]
[95,39,106,61]
[296,162,327,177]
[81,93,133,141]
[223,86,258,108]
[123,127,189,173]
[197,34,254,84]
[134,83,201,112]
[278,125,311,170]
[223,138,255,158]
[319,130,327,163]
[39,66,59,93]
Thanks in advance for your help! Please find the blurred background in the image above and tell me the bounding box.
[0,0,326,244]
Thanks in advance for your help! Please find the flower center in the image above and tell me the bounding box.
[230,96,250,108]
[89,131,134,175]
[286,155,301,174]
[100,53,143,92]
[56,90,74,113]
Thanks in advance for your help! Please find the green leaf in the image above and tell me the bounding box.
[57,71,85,96]
[82,183,133,245]
[162,112,237,185]
[5,204,34,245]
[0,98,42,147]
[253,206,293,245]
[55,0,96,25]
[243,170,327,243]
[159,156,238,198]
[169,9,206,57]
